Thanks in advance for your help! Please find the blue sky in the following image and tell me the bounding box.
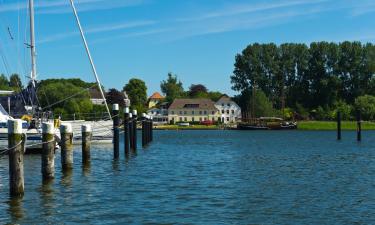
[0,0,375,96]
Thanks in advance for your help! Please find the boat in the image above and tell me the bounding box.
[237,117,297,130]
[0,0,115,150]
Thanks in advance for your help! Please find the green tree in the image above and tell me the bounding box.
[207,91,223,102]
[354,95,375,120]
[37,81,93,118]
[9,74,23,92]
[160,73,184,103]
[123,78,147,113]
[0,74,9,90]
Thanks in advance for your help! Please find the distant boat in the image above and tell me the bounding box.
[237,117,297,130]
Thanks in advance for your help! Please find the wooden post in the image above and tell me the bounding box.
[132,110,137,152]
[150,116,153,142]
[129,113,133,150]
[82,124,92,163]
[337,111,341,140]
[357,110,361,142]
[60,123,73,170]
[112,104,120,159]
[124,107,130,155]
[8,119,24,196]
[42,122,55,180]
[146,115,150,144]
[142,113,146,147]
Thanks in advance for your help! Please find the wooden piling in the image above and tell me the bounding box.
[42,122,55,180]
[8,119,24,196]
[357,110,361,142]
[112,104,120,159]
[129,113,133,150]
[150,116,153,142]
[132,110,137,151]
[337,111,341,140]
[82,124,92,163]
[142,113,146,147]
[60,124,73,170]
[124,107,130,155]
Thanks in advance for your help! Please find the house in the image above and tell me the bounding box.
[147,102,169,125]
[89,88,105,105]
[215,95,241,123]
[168,98,220,124]
[148,92,165,109]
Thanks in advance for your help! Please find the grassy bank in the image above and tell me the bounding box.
[298,121,375,130]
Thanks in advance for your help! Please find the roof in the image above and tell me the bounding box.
[149,92,165,100]
[89,88,103,99]
[219,95,231,101]
[168,98,217,110]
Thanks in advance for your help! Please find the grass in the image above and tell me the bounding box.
[298,121,375,130]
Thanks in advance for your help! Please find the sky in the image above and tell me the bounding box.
[0,0,375,97]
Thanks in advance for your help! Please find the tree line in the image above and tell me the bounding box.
[230,41,375,120]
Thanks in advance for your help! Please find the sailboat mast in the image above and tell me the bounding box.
[29,0,37,86]
[69,0,112,120]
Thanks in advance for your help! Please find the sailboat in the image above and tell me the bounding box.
[0,0,114,151]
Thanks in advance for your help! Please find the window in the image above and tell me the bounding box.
[204,111,207,115]
[192,117,195,122]
[171,111,174,114]
[231,110,235,114]
[184,111,187,114]
[221,110,224,114]
[192,111,195,115]
[227,103,230,107]
[227,110,230,114]
[179,111,182,114]
[199,111,202,115]
[199,117,202,121]
[179,117,183,121]
[184,117,187,121]
[227,117,230,121]
[212,111,215,115]
[222,103,224,106]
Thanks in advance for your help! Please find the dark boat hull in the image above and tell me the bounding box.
[237,123,297,130]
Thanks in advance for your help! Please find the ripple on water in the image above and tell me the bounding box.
[0,130,375,224]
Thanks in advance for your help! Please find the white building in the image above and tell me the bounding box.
[215,95,241,123]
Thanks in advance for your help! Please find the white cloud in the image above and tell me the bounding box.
[38,20,156,44]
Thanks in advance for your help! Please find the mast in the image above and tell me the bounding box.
[29,0,36,87]
[69,0,112,120]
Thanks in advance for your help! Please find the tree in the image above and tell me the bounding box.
[9,74,23,92]
[160,73,184,103]
[207,91,223,102]
[106,88,125,107]
[354,95,375,120]
[37,81,93,118]
[189,84,208,98]
[0,74,9,90]
[123,78,147,113]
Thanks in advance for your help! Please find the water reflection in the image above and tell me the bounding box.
[7,196,24,221]
[40,179,54,217]
[61,169,73,187]
[82,161,91,176]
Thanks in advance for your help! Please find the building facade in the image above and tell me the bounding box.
[215,95,242,123]
[168,98,220,123]
[148,92,165,109]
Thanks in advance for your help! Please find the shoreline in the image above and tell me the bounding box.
[151,121,375,131]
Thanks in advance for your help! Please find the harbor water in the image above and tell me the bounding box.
[1,130,375,224]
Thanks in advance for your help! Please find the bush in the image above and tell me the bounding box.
[355,95,375,120]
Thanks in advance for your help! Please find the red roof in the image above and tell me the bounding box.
[149,92,165,100]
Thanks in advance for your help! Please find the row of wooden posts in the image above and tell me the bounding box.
[336,111,362,141]
[7,104,153,197]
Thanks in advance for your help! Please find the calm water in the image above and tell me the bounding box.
[1,130,375,224]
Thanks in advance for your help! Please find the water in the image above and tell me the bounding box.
[1,130,375,224]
